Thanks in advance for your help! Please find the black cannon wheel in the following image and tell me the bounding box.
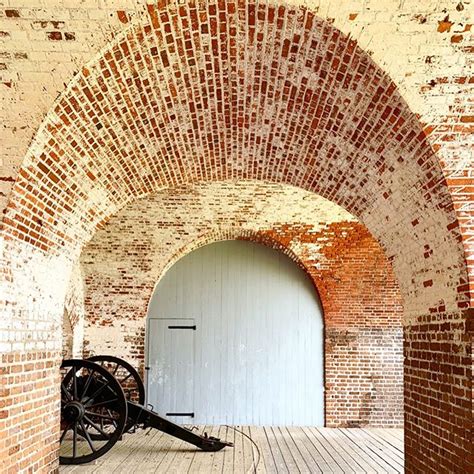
[88,355,145,405]
[88,355,145,435]
[59,359,127,465]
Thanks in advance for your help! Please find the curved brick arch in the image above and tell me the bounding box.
[155,227,317,291]
[83,180,364,348]
[0,1,471,472]
[81,181,392,334]
[2,0,468,316]
[81,181,403,428]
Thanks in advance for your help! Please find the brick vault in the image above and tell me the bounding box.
[0,1,472,472]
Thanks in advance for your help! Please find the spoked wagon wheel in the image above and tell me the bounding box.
[59,359,127,465]
[88,355,145,405]
[88,355,145,436]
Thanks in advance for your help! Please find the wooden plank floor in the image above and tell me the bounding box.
[60,427,404,473]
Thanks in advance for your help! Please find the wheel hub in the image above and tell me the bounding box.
[63,401,85,422]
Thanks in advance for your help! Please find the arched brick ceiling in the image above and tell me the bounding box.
[81,180,398,325]
[83,180,359,286]
[2,0,469,316]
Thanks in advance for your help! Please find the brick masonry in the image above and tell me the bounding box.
[80,181,403,428]
[0,1,472,472]
[0,351,59,472]
[62,261,85,359]
[0,0,471,301]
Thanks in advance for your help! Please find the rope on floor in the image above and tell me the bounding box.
[225,425,262,474]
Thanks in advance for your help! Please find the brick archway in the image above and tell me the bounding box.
[80,181,403,429]
[0,1,470,472]
[155,228,315,289]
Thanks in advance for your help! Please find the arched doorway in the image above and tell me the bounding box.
[1,1,470,471]
[146,240,324,425]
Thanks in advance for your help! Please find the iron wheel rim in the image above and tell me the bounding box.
[59,359,127,465]
[87,355,144,436]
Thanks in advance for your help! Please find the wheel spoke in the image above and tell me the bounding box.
[84,415,112,438]
[72,422,78,458]
[120,373,132,384]
[112,363,119,375]
[86,397,119,409]
[61,382,72,402]
[80,369,95,401]
[72,368,78,400]
[84,379,109,405]
[106,408,118,428]
[79,420,97,453]
[85,411,118,421]
[59,422,71,444]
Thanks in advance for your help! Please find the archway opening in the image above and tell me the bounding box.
[0,1,470,471]
[80,181,404,430]
[146,239,325,426]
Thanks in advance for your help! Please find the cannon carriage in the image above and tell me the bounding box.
[60,356,233,465]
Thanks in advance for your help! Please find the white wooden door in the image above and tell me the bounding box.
[147,318,195,423]
[147,240,324,426]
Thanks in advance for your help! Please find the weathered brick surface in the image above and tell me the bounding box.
[0,0,471,301]
[62,261,85,358]
[0,1,471,472]
[0,239,70,472]
[404,310,472,473]
[0,350,60,473]
[81,181,403,427]
[2,1,469,314]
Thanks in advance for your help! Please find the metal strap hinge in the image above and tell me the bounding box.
[166,412,195,417]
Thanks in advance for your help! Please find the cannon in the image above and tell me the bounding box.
[59,355,233,465]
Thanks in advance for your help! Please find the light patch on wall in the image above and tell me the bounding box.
[0,236,72,352]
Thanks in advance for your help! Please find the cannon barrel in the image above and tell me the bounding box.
[127,401,232,451]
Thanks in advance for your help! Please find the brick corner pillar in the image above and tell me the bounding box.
[404,307,473,473]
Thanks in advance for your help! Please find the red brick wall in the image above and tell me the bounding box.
[404,310,472,473]
[0,351,59,472]
[308,223,403,426]
[81,182,403,427]
[0,1,471,472]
